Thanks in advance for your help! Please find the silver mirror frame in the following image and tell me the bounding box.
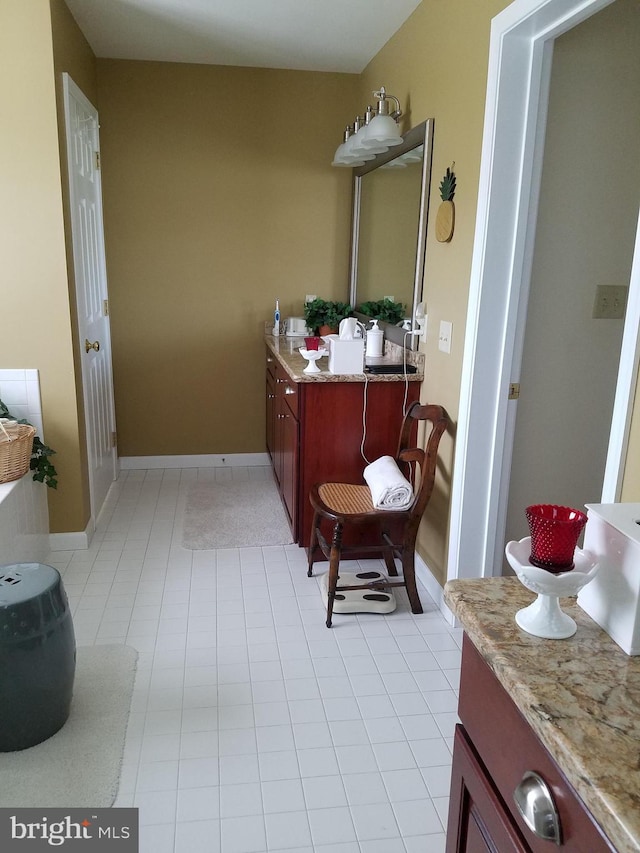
[349,119,434,350]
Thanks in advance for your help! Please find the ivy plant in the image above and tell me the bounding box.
[356,298,406,325]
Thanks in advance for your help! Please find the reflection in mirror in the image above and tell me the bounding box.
[350,121,434,349]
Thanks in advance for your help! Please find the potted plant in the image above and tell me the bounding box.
[304,299,353,336]
[356,298,406,325]
[0,399,58,488]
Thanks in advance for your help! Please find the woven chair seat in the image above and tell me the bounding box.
[318,482,375,515]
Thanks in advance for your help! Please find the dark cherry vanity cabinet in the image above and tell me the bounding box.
[266,348,420,547]
[446,636,616,853]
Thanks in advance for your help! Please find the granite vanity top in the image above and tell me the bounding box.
[444,577,640,853]
[265,334,424,383]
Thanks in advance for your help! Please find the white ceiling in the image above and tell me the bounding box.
[64,0,422,74]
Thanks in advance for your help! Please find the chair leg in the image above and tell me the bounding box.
[382,546,398,577]
[325,522,343,628]
[401,547,423,614]
[307,511,320,577]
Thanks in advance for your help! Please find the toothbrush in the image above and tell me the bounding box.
[273,299,280,337]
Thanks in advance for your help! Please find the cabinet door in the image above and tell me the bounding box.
[447,725,530,853]
[266,368,276,461]
[280,397,298,527]
[458,637,616,852]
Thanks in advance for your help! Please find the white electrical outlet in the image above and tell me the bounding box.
[305,294,317,303]
[439,320,452,354]
[417,314,428,343]
[384,294,394,301]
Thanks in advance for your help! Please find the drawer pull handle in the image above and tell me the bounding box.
[513,771,562,845]
[284,387,295,395]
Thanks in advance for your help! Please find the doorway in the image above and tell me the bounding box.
[447,0,640,582]
[504,1,639,557]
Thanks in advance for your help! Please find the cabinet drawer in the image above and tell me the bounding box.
[458,636,615,852]
[266,350,277,379]
[278,371,299,418]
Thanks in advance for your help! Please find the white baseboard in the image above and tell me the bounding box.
[120,453,271,470]
[415,552,455,625]
[49,517,94,551]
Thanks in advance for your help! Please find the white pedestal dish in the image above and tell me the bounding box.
[505,537,599,639]
[299,348,327,374]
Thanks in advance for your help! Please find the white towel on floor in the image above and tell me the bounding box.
[363,455,414,510]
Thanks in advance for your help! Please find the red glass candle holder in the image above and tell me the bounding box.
[304,336,320,351]
[525,504,588,573]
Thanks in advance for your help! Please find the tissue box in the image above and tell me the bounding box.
[325,336,365,375]
[577,502,640,655]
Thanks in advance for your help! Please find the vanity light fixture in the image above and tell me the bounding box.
[331,86,403,167]
[332,121,370,168]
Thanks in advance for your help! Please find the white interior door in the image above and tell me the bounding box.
[63,73,117,524]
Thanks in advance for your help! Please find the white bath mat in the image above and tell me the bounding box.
[320,570,397,614]
[182,478,293,549]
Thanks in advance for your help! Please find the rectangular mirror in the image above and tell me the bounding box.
[349,119,434,349]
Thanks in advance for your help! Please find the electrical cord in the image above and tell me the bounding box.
[360,369,371,464]
[402,329,421,415]
[361,329,420,464]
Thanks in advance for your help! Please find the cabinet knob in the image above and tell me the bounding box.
[284,387,295,395]
[513,771,562,845]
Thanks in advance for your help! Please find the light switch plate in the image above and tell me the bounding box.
[439,320,452,353]
[593,285,627,319]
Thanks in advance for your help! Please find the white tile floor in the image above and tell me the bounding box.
[49,466,461,853]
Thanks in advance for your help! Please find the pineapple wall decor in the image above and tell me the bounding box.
[435,163,456,243]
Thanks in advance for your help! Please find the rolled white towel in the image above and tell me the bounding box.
[363,455,414,511]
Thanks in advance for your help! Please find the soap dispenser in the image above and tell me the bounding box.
[366,319,384,357]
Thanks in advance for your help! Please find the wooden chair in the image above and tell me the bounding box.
[307,402,449,627]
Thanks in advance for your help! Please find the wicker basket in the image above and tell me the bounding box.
[0,422,36,484]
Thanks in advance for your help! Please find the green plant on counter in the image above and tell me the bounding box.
[356,298,405,325]
[303,298,353,334]
[0,399,58,488]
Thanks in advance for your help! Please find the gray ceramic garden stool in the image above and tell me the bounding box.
[0,562,76,752]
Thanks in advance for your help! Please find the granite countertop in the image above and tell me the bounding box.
[265,334,424,383]
[444,577,640,853]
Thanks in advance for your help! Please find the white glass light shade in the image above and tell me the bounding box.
[349,125,377,158]
[332,141,356,166]
[343,130,375,163]
[360,114,403,150]
[381,157,407,169]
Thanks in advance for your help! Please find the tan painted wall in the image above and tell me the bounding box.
[0,0,88,533]
[4,0,637,542]
[96,61,358,455]
[359,0,639,581]
[356,0,510,582]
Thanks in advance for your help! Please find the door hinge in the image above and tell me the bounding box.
[95,151,100,170]
[509,382,521,400]
[103,299,109,316]
[111,431,117,447]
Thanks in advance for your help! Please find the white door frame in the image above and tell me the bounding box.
[447,0,640,581]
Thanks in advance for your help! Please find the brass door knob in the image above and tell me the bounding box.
[85,339,100,353]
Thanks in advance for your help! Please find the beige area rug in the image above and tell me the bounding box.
[182,478,294,549]
[0,644,138,808]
